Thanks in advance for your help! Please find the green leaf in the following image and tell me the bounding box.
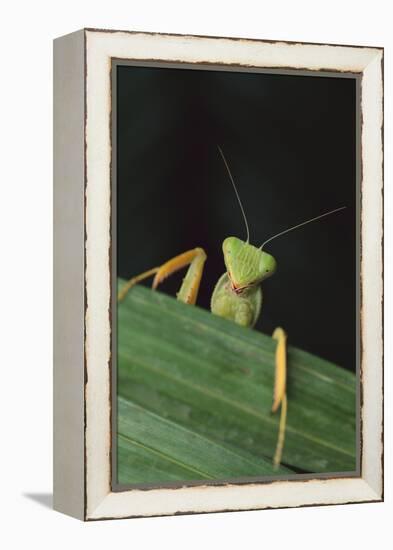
[117,281,357,485]
[118,397,291,485]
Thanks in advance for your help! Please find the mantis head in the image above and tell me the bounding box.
[223,237,276,293]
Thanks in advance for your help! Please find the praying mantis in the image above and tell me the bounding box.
[118,147,346,469]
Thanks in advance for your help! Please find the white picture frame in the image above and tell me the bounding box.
[53,28,383,521]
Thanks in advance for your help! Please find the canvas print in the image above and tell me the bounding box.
[114,63,358,487]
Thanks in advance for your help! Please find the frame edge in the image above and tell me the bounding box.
[53,29,86,521]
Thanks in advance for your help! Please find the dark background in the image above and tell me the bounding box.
[116,64,357,371]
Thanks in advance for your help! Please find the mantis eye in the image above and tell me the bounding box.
[258,251,276,280]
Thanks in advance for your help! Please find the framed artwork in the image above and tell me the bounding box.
[53,28,383,520]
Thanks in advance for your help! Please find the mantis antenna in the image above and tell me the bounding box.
[260,206,347,250]
[218,146,250,243]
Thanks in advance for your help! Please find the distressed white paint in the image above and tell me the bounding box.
[84,29,383,520]
[90,478,379,519]
[359,51,384,497]
[87,30,378,72]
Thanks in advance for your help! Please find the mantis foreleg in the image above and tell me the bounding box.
[118,247,207,305]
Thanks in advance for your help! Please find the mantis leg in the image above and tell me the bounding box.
[118,267,160,302]
[118,247,207,305]
[272,327,288,469]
